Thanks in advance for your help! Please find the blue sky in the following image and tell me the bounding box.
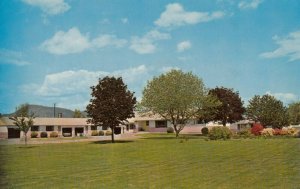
[1,0,300,113]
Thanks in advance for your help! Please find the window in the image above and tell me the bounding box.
[91,126,97,131]
[46,126,54,131]
[146,121,149,126]
[31,126,39,131]
[155,121,167,128]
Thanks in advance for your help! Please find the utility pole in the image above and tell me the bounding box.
[54,103,56,118]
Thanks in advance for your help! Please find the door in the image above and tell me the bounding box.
[8,128,20,138]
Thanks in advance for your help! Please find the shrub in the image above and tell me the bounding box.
[167,127,174,133]
[91,130,99,136]
[50,132,58,138]
[286,127,299,136]
[99,130,105,136]
[273,128,281,135]
[237,129,252,138]
[40,132,48,138]
[208,126,232,140]
[106,130,112,136]
[251,123,264,135]
[31,131,38,138]
[201,127,209,135]
[261,128,274,137]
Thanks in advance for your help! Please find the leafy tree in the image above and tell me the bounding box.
[9,104,35,145]
[287,102,300,125]
[141,70,219,137]
[207,87,245,126]
[86,76,136,143]
[246,94,289,129]
[73,109,85,118]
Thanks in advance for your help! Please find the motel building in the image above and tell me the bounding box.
[0,113,252,139]
[0,117,134,139]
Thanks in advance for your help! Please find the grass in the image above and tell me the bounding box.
[0,133,299,189]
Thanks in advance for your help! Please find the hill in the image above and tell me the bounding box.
[4,104,87,118]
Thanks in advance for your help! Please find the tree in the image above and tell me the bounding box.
[9,104,35,145]
[141,70,219,137]
[86,76,136,143]
[73,109,85,118]
[287,102,300,125]
[207,87,245,126]
[246,94,289,128]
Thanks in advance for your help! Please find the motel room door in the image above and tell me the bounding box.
[8,128,20,138]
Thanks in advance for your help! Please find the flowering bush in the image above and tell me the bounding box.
[273,128,281,135]
[286,127,299,136]
[251,123,264,135]
[261,128,274,137]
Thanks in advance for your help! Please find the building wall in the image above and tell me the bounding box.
[0,126,8,139]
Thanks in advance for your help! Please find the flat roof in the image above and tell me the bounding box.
[0,117,91,126]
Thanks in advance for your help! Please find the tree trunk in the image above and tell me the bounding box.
[24,132,27,146]
[222,120,226,127]
[111,127,115,143]
[173,125,179,138]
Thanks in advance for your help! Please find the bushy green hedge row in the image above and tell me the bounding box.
[91,130,112,136]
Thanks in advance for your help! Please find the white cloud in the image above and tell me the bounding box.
[22,0,70,15]
[0,49,31,66]
[41,27,127,55]
[260,30,300,61]
[177,40,191,52]
[129,30,171,54]
[41,27,90,55]
[154,3,225,28]
[22,65,149,97]
[21,65,149,110]
[121,18,128,24]
[238,0,263,10]
[266,91,298,104]
[92,35,127,48]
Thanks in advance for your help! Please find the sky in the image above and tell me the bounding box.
[1,0,300,113]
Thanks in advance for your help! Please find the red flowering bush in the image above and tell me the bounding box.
[274,128,281,135]
[251,123,264,135]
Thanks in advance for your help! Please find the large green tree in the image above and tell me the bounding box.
[9,104,35,145]
[207,87,245,126]
[246,94,289,128]
[287,102,300,125]
[86,76,136,143]
[141,70,219,137]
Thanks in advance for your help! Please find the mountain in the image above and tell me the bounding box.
[4,104,87,118]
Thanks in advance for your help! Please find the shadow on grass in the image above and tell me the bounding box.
[141,134,207,140]
[18,146,39,149]
[91,140,135,145]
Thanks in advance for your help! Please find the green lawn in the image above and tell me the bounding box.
[0,134,299,189]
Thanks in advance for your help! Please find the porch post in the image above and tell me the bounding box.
[72,127,75,137]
